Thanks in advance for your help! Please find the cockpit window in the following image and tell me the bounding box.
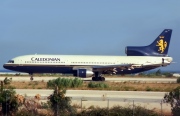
[8,60,14,63]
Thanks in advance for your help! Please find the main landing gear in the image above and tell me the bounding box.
[29,73,34,81]
[92,72,105,81]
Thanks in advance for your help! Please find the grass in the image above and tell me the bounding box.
[2,80,180,92]
[3,81,47,89]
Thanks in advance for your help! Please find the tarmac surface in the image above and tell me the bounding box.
[14,89,171,112]
[0,76,177,83]
[15,89,166,103]
[0,76,173,113]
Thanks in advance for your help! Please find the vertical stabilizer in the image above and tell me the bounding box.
[149,29,172,56]
[126,29,172,56]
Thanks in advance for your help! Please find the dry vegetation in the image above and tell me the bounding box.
[5,81,47,89]
[3,80,180,92]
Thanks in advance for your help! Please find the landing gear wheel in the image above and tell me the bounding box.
[92,77,99,81]
[30,77,33,81]
[92,76,105,81]
[101,77,105,81]
[29,73,34,81]
[92,77,95,81]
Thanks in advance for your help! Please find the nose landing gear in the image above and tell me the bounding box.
[29,73,33,81]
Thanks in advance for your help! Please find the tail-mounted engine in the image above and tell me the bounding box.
[125,46,150,56]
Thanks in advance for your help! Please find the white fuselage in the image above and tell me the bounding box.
[3,54,173,75]
[4,55,173,65]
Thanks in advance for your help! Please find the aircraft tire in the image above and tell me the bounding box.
[92,77,99,81]
[92,77,95,81]
[30,77,33,81]
[101,77,105,81]
[92,77,100,81]
[92,77,105,81]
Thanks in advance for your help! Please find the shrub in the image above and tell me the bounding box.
[3,77,12,84]
[48,87,76,115]
[124,86,130,91]
[164,72,173,77]
[145,86,152,91]
[164,86,180,116]
[78,105,159,116]
[34,81,39,85]
[47,77,83,88]
[177,78,180,83]
[88,82,109,88]
[0,88,19,115]
[155,69,161,76]
[72,77,83,87]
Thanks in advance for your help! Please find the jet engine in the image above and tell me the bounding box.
[125,46,151,56]
[73,69,94,78]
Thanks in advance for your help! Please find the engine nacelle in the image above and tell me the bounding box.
[73,69,94,78]
[125,46,151,56]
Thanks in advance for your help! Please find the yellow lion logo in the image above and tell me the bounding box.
[156,36,167,53]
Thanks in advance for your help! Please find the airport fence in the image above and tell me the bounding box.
[74,97,172,116]
[0,95,172,116]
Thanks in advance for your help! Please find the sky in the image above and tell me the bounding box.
[0,0,180,71]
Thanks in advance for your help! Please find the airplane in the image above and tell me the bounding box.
[3,29,173,81]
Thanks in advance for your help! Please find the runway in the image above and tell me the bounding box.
[14,89,171,112]
[0,76,177,83]
[14,89,166,102]
[0,76,174,112]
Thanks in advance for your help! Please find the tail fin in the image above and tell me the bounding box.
[126,29,172,56]
[149,29,172,55]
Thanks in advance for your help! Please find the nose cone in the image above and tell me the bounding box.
[3,64,8,69]
[3,63,15,72]
[3,63,12,70]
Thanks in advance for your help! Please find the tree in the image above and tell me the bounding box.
[163,86,180,116]
[155,69,161,76]
[48,86,76,116]
[0,87,19,115]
